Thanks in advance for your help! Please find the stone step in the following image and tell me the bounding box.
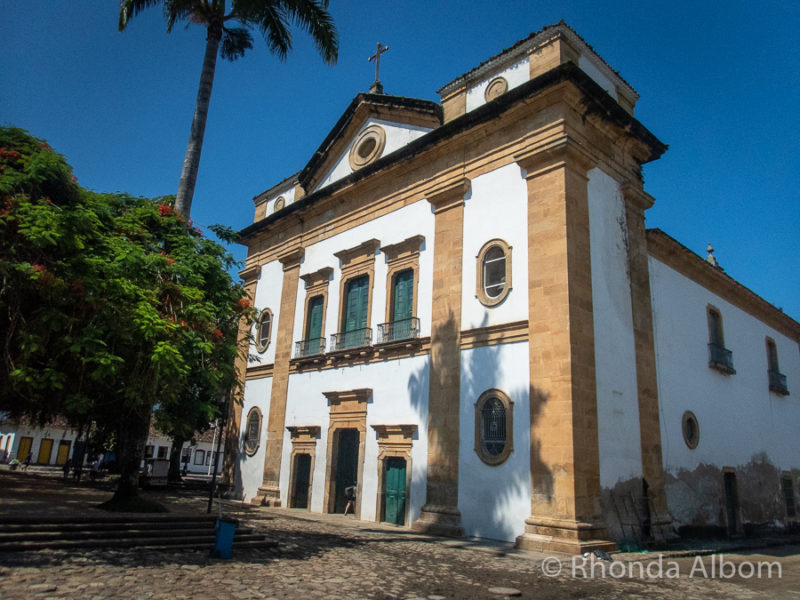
[0,526,256,542]
[0,532,275,552]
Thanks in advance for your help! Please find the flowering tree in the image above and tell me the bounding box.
[0,127,252,506]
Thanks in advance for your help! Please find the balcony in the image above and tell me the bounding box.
[769,369,790,395]
[330,328,372,352]
[708,342,736,374]
[377,317,420,344]
[294,337,325,359]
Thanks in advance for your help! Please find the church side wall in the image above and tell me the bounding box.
[237,376,273,502]
[649,257,800,532]
[280,355,430,521]
[587,169,645,541]
[461,163,528,330]
[458,341,531,542]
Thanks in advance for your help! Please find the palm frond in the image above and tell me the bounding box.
[119,0,164,31]
[282,0,338,65]
[221,27,254,61]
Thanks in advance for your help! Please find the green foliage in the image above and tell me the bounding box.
[0,126,252,449]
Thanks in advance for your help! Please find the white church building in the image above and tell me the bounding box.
[223,22,800,553]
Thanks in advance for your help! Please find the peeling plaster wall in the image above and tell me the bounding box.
[650,257,800,529]
[458,341,531,542]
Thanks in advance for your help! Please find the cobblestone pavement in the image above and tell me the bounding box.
[1,470,799,599]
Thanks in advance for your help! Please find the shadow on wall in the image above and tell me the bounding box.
[407,311,555,541]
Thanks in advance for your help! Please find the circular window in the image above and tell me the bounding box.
[254,308,273,353]
[475,389,514,465]
[348,125,386,170]
[484,76,509,102]
[243,407,262,456]
[274,196,285,212]
[476,239,512,306]
[682,411,699,449]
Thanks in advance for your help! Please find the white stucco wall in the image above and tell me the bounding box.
[587,168,643,488]
[294,200,435,350]
[250,260,285,366]
[266,184,296,215]
[578,54,618,101]
[465,57,530,113]
[315,118,433,192]
[458,341,531,542]
[279,356,430,522]
[237,376,273,502]
[461,163,529,330]
[650,257,800,474]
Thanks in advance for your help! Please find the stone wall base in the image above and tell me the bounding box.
[515,516,617,554]
[411,504,464,538]
[252,485,282,507]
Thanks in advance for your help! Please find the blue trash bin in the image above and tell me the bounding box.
[213,517,238,559]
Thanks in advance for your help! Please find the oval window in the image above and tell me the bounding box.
[475,389,514,465]
[244,407,262,455]
[682,411,699,449]
[255,308,273,353]
[476,240,512,306]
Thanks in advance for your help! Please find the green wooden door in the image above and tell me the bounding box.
[334,429,359,513]
[292,453,311,509]
[384,457,407,525]
[306,295,324,340]
[391,269,413,339]
[343,275,369,347]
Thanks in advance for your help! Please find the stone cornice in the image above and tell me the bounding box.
[380,235,425,260]
[286,425,321,439]
[371,424,418,439]
[333,239,381,266]
[278,248,304,270]
[323,388,373,405]
[647,229,800,341]
[515,136,595,179]
[300,266,333,289]
[425,178,471,214]
[239,264,261,282]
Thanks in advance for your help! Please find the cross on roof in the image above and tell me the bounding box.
[368,42,389,94]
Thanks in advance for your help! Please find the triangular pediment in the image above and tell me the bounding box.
[299,93,442,193]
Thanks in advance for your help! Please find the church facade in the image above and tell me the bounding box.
[223,22,800,552]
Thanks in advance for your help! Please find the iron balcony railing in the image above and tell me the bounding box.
[377,317,420,344]
[769,369,789,395]
[330,327,372,352]
[294,337,325,358]
[708,342,735,374]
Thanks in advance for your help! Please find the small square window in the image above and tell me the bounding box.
[194,450,205,465]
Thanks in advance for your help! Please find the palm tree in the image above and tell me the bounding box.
[119,0,338,219]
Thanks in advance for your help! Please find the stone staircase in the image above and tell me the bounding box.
[0,514,276,552]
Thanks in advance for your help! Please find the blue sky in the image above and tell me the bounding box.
[2,1,798,320]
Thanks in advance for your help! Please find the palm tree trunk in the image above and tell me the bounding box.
[174,24,222,219]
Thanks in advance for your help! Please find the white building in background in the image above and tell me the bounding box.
[224,22,800,552]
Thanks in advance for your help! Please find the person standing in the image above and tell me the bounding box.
[343,482,357,516]
[22,451,32,471]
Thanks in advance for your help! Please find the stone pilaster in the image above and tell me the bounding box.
[254,247,304,506]
[622,183,672,540]
[515,141,615,554]
[411,178,469,538]
[221,264,260,488]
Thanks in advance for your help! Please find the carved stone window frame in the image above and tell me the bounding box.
[372,424,416,526]
[254,308,273,353]
[381,235,424,323]
[474,389,513,465]
[681,410,699,450]
[476,239,512,307]
[286,425,320,509]
[300,267,333,341]
[322,388,370,516]
[334,239,380,334]
[243,406,263,456]
[349,125,386,170]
